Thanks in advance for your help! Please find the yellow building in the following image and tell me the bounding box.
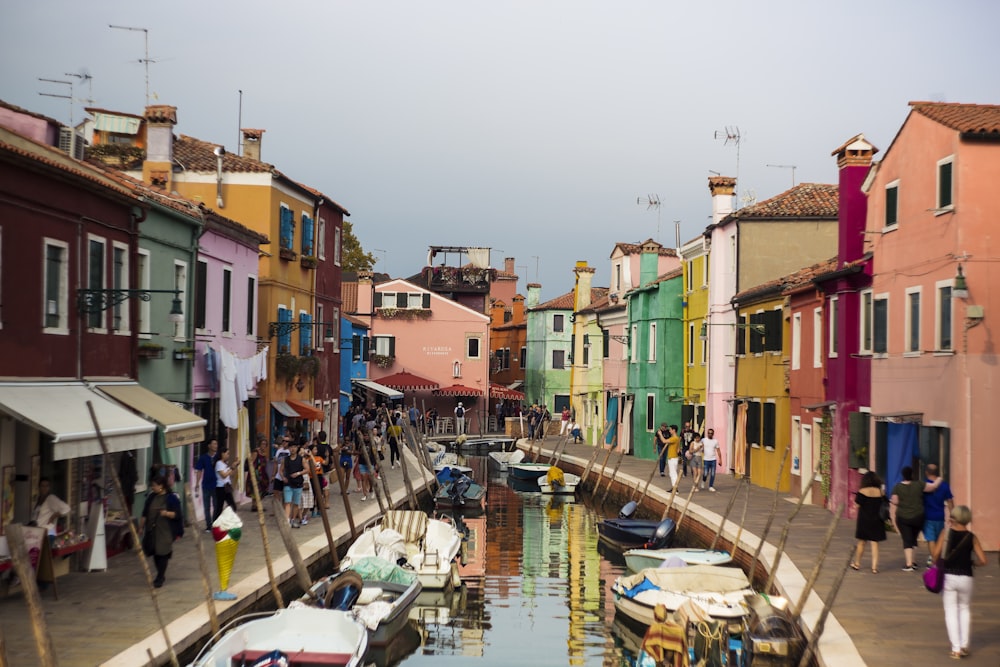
[680,235,709,431]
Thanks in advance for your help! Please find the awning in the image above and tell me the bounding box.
[94,382,207,448]
[375,371,439,391]
[802,400,837,411]
[0,382,155,461]
[286,399,324,421]
[271,401,299,418]
[489,383,525,400]
[507,381,524,390]
[352,379,403,400]
[433,384,483,397]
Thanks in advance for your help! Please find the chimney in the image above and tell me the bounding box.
[526,283,542,309]
[504,257,515,274]
[357,270,374,324]
[639,238,662,286]
[708,176,736,226]
[241,128,265,161]
[574,261,595,311]
[142,105,177,191]
[831,134,877,265]
[490,299,506,328]
[512,294,525,323]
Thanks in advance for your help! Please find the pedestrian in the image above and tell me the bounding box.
[701,428,719,491]
[680,421,695,478]
[194,439,218,531]
[454,402,466,435]
[665,425,681,489]
[889,465,925,571]
[569,419,582,443]
[139,474,183,588]
[386,418,403,469]
[213,448,238,520]
[271,437,291,501]
[337,440,354,494]
[687,432,704,492]
[357,435,376,500]
[923,463,953,567]
[850,470,887,574]
[653,423,670,479]
[299,446,315,525]
[245,439,270,510]
[559,407,571,436]
[314,431,334,506]
[281,441,306,527]
[408,404,420,429]
[932,505,988,660]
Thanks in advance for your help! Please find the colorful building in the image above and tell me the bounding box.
[680,234,710,433]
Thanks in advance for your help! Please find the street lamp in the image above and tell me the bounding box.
[77,288,184,322]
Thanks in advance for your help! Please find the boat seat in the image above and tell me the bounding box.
[382,510,428,544]
[229,649,354,666]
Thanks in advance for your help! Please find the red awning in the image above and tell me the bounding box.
[432,384,483,397]
[286,399,324,421]
[489,383,525,400]
[375,371,439,391]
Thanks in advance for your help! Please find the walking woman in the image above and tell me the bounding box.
[851,470,887,573]
[214,448,238,520]
[932,505,987,660]
[889,466,925,571]
[140,475,183,588]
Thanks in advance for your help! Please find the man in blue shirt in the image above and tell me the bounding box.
[922,463,953,566]
[194,439,218,531]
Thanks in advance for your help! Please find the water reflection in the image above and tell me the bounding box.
[397,458,643,666]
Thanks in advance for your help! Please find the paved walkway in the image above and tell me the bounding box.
[0,437,996,666]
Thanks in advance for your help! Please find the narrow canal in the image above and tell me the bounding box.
[393,456,645,667]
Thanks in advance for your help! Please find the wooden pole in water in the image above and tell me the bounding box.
[87,402,179,667]
[764,471,816,593]
[271,495,315,598]
[709,479,744,551]
[390,409,419,508]
[182,485,223,629]
[5,525,58,667]
[243,456,283,608]
[600,445,629,505]
[304,453,339,569]
[748,444,793,582]
[357,429,388,512]
[669,478,700,537]
[792,503,845,618]
[578,428,607,488]
[333,449,358,539]
[635,441,671,510]
[796,547,855,667]
[729,481,751,562]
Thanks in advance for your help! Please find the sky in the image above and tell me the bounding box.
[3,1,998,299]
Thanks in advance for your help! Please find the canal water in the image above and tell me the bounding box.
[392,456,647,667]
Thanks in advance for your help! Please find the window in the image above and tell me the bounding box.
[502,347,511,370]
[300,213,314,256]
[602,330,610,359]
[615,264,622,291]
[762,402,776,448]
[873,295,888,354]
[791,312,801,370]
[43,239,68,332]
[333,225,341,266]
[646,394,655,431]
[746,401,761,446]
[299,311,312,355]
[813,308,823,367]
[687,324,695,365]
[859,290,873,354]
[648,323,657,362]
[352,334,362,361]
[520,346,526,369]
[906,288,921,353]
[452,360,461,377]
[194,260,208,330]
[630,324,637,363]
[467,336,481,359]
[937,157,953,211]
[936,284,952,351]
[749,312,765,354]
[87,237,106,330]
[246,276,256,336]
[173,261,187,339]
[373,335,394,358]
[315,303,324,350]
[848,411,870,469]
[702,255,709,286]
[828,296,839,358]
[582,338,590,366]
[552,349,565,369]
[277,306,292,354]
[112,243,128,332]
[279,205,294,252]
[701,334,707,365]
[317,217,326,260]
[735,315,747,356]
[221,267,233,333]
[763,309,782,353]
[885,181,899,228]
[553,314,564,332]
[137,250,150,335]
[686,262,693,292]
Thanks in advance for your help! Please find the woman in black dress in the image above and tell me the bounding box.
[851,470,887,573]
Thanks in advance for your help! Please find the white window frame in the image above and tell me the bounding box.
[408,293,423,309]
[86,234,108,333]
[700,333,707,365]
[934,280,953,353]
[630,324,638,363]
[812,307,822,368]
[905,286,922,355]
[466,335,482,359]
[317,217,327,260]
[111,241,130,335]
[686,262,693,292]
[42,237,70,335]
[936,156,954,213]
[648,322,657,363]
[245,274,257,339]
[374,334,394,357]
[790,416,801,474]
[859,289,873,355]
[173,259,187,340]
[827,295,839,359]
[884,179,900,231]
[315,303,325,351]
[702,254,709,286]
[791,312,801,370]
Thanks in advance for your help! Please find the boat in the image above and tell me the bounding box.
[340,510,462,590]
[537,467,579,494]
[509,460,552,481]
[598,503,676,551]
[623,547,733,572]
[488,448,525,471]
[433,469,487,511]
[431,450,474,477]
[188,605,368,667]
[451,435,517,452]
[612,564,754,626]
[740,593,806,666]
[304,557,422,647]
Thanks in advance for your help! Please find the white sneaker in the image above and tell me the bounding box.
[709,487,716,492]
[361,495,366,500]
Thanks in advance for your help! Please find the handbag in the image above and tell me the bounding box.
[924,531,971,594]
[878,496,891,523]
[141,526,156,557]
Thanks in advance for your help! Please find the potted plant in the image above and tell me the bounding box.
[274,353,301,381]
[370,353,393,369]
[173,346,196,361]
[279,247,297,261]
[138,342,165,360]
[298,354,320,378]
[300,255,318,269]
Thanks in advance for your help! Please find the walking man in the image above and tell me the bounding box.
[194,439,218,531]
[701,428,719,491]
[665,425,681,489]
[454,402,466,435]
[654,423,670,478]
[680,421,695,478]
[922,463,953,566]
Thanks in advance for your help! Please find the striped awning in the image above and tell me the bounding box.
[432,384,483,397]
[375,371,439,391]
[490,383,524,400]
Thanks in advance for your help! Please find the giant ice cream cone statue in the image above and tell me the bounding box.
[211,506,243,600]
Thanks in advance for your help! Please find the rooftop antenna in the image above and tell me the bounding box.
[636,193,662,242]
[109,24,152,106]
[38,77,73,126]
[237,89,243,156]
[714,126,743,206]
[674,220,681,251]
[766,164,797,188]
[65,69,95,109]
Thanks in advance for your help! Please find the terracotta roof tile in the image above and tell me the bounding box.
[341,280,359,313]
[529,287,608,312]
[610,240,677,258]
[144,105,177,124]
[910,101,1000,136]
[727,183,838,220]
[175,134,274,173]
[734,257,837,302]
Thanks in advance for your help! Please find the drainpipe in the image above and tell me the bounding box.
[214,146,225,208]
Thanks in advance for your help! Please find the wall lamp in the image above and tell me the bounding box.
[699,321,765,341]
[953,264,969,299]
[268,321,339,342]
[77,288,184,322]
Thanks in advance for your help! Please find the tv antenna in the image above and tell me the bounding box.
[637,194,662,241]
[109,24,154,106]
[714,126,744,206]
[740,188,757,208]
[38,77,73,126]
[766,164,797,188]
[65,69,95,109]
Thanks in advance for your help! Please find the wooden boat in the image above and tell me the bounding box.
[304,557,422,647]
[189,606,368,667]
[487,448,525,471]
[623,547,733,572]
[451,435,517,452]
[537,467,579,494]
[612,564,754,626]
[340,510,462,590]
[509,461,552,481]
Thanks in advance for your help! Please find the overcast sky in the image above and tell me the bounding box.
[3,1,997,299]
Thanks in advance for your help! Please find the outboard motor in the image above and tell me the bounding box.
[618,501,638,519]
[645,518,676,549]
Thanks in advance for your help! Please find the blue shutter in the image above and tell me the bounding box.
[280,208,293,250]
[278,307,292,353]
[300,313,313,355]
[301,214,314,257]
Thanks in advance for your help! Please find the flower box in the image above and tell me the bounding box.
[279,247,297,261]
[138,344,165,360]
[300,255,318,269]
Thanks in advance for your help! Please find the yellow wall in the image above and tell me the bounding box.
[683,253,709,408]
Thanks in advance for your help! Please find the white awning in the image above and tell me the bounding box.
[271,401,300,418]
[0,382,155,461]
[352,379,403,400]
[92,382,207,448]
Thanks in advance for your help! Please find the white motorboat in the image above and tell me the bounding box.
[623,547,733,572]
[487,448,525,471]
[432,450,474,477]
[612,564,753,626]
[341,510,462,590]
[189,605,368,667]
[537,468,579,494]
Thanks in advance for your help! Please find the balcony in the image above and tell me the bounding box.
[424,265,493,293]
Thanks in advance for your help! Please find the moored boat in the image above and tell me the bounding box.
[597,501,676,551]
[509,461,552,481]
[487,448,525,471]
[623,547,733,572]
[452,435,517,452]
[612,564,754,626]
[433,473,487,511]
[537,467,580,494]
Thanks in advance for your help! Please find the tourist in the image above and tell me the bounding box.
[213,448,238,520]
[680,421,695,478]
[386,418,403,469]
[665,425,681,489]
[850,470,887,574]
[654,423,670,479]
[139,474,183,588]
[687,433,704,492]
[889,466,925,571]
[923,463,953,567]
[31,477,71,534]
[932,505,987,660]
[357,435,376,500]
[701,429,719,491]
[559,407,571,436]
[281,441,306,527]
[246,439,270,510]
[569,419,582,443]
[454,402,466,435]
[299,445,315,525]
[194,439,218,531]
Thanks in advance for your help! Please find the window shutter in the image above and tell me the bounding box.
[762,403,776,447]
[278,307,292,353]
[735,315,747,355]
[361,336,370,361]
[885,186,898,226]
[301,214,314,256]
[396,292,407,308]
[938,162,953,208]
[300,313,312,354]
[352,334,361,361]
[388,336,395,358]
[422,293,431,309]
[746,401,761,446]
[764,310,783,352]
[873,299,888,353]
[373,293,382,308]
[848,411,868,468]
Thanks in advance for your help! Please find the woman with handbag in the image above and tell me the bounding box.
[213,448,238,520]
[850,470,887,573]
[139,475,183,588]
[931,505,987,660]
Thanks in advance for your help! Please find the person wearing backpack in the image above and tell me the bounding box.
[454,402,466,435]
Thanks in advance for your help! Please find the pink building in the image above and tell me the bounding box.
[865,101,1000,547]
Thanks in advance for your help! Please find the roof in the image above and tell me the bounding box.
[342,313,368,330]
[529,287,609,312]
[174,134,274,174]
[341,279,359,313]
[626,267,684,297]
[610,239,678,258]
[721,183,838,222]
[0,99,62,126]
[733,257,837,303]
[910,101,1000,137]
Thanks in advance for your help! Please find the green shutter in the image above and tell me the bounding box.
[848,411,868,468]
[422,293,430,309]
[373,293,382,308]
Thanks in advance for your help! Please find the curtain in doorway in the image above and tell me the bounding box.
[621,396,634,454]
[733,402,748,477]
[885,422,919,496]
[605,395,619,447]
